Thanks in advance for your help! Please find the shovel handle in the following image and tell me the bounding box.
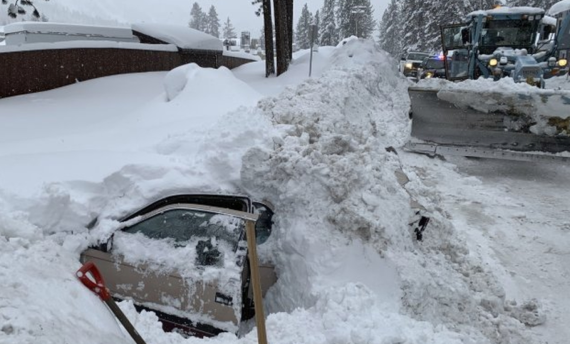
[76,262,111,300]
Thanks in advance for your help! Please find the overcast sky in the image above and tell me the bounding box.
[190,0,390,37]
[28,0,390,39]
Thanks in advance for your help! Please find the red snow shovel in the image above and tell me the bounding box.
[77,262,147,344]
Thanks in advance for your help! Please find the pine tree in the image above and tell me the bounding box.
[189,2,206,31]
[378,0,405,57]
[337,0,376,39]
[336,0,349,40]
[464,0,504,12]
[204,5,220,38]
[1,0,44,19]
[506,0,558,8]
[319,0,338,46]
[313,10,320,44]
[295,3,313,49]
[222,17,237,39]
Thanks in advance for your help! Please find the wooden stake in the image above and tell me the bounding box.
[245,220,268,344]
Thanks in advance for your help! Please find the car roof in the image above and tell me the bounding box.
[122,194,253,221]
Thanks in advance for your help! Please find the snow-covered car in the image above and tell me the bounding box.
[419,56,446,79]
[400,51,430,78]
[80,194,276,337]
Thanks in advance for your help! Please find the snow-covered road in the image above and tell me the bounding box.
[447,158,570,344]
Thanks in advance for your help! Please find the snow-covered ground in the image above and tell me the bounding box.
[1,39,569,344]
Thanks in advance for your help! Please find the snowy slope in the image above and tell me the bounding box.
[0,39,569,344]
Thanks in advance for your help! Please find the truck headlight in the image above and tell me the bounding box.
[558,59,568,67]
[548,57,556,67]
[489,58,498,67]
[405,63,412,69]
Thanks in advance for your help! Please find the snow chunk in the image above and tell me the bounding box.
[132,23,222,51]
[163,63,261,103]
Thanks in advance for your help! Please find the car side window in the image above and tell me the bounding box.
[123,209,243,247]
[253,203,274,245]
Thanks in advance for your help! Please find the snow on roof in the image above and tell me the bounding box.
[3,22,133,39]
[0,41,178,53]
[468,6,545,17]
[548,0,570,16]
[132,23,222,51]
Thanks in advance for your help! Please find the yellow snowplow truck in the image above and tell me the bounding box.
[406,5,570,162]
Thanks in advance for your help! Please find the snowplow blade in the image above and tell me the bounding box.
[406,87,570,162]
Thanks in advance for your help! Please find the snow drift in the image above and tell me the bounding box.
[0,39,554,344]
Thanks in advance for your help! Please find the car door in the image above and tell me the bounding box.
[80,203,255,333]
[441,23,472,80]
[252,202,277,296]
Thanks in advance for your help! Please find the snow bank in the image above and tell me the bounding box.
[222,49,261,61]
[239,39,539,344]
[0,198,130,344]
[164,63,260,102]
[0,39,549,344]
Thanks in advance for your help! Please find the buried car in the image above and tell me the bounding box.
[80,194,276,337]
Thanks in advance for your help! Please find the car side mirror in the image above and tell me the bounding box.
[98,234,114,252]
[461,28,470,45]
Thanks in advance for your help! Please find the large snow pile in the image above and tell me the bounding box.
[0,39,552,344]
[240,39,542,344]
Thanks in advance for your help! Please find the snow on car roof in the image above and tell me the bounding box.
[3,22,134,39]
[467,6,545,17]
[548,0,570,16]
[132,23,222,51]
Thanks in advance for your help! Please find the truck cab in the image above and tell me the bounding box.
[440,6,567,87]
[399,51,430,79]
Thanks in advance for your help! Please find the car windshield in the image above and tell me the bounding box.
[425,59,444,69]
[481,20,536,47]
[123,209,244,249]
[408,53,429,61]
